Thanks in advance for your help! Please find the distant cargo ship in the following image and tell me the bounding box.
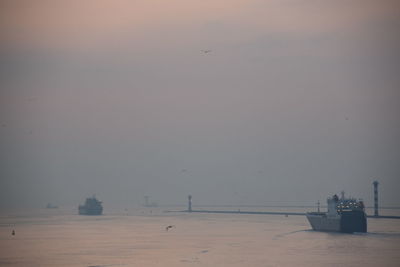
[78,195,103,215]
[306,194,367,233]
[46,203,58,209]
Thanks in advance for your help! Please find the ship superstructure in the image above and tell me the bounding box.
[78,195,103,215]
[306,193,367,233]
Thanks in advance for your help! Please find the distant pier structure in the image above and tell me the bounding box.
[175,183,400,220]
[188,195,192,212]
[373,181,379,217]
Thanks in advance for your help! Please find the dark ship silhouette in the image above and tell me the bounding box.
[78,195,103,215]
[306,193,367,233]
[46,203,58,209]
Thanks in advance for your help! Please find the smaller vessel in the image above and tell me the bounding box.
[78,195,103,215]
[306,193,367,233]
[46,203,58,209]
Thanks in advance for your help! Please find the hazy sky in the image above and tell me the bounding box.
[1,0,399,211]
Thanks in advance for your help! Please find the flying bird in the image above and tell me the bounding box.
[201,50,212,54]
[165,225,175,231]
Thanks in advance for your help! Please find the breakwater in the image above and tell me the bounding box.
[175,209,400,219]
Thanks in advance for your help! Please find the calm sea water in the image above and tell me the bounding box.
[1,207,399,267]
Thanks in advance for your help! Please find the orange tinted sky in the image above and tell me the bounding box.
[2,0,399,48]
[0,0,399,209]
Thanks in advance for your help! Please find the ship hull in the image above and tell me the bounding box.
[78,206,103,215]
[340,210,367,233]
[306,213,341,232]
[306,211,367,233]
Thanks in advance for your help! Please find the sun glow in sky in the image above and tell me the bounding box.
[0,0,399,210]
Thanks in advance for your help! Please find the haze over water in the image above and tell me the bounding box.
[1,208,400,267]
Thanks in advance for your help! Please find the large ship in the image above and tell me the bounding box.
[78,195,103,215]
[306,193,367,233]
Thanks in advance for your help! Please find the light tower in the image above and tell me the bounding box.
[144,196,149,207]
[373,181,379,217]
[188,195,192,212]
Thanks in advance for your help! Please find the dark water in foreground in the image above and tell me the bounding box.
[1,207,399,266]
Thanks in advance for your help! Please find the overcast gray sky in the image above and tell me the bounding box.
[1,0,399,211]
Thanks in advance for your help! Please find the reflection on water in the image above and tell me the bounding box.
[0,207,399,266]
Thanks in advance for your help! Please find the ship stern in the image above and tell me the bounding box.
[340,210,367,233]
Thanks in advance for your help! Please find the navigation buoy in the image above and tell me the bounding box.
[12,230,15,236]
